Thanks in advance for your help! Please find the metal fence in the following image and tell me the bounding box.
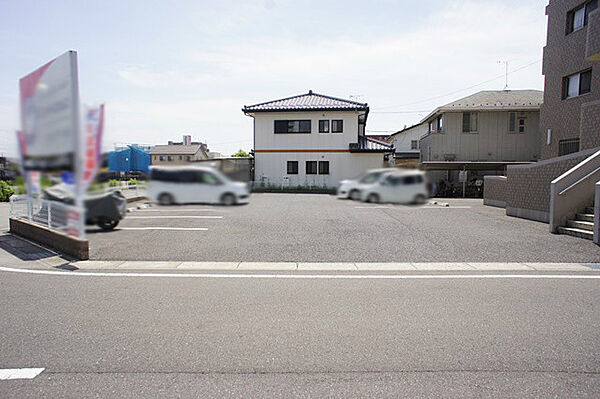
[9,195,86,239]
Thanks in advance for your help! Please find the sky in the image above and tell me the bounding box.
[0,0,548,157]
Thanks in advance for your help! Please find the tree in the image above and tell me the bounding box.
[231,149,251,158]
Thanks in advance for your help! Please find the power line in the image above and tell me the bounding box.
[374,59,541,111]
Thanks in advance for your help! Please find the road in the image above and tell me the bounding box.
[88,195,600,262]
[0,267,599,397]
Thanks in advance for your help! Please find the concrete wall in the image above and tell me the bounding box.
[254,152,384,188]
[540,0,600,159]
[483,176,508,208]
[586,8,600,61]
[498,148,599,222]
[420,111,540,162]
[253,111,363,151]
[10,218,89,260]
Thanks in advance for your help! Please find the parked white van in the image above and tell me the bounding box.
[359,170,428,204]
[337,168,395,200]
[148,166,251,205]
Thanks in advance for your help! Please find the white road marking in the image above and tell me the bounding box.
[118,227,208,231]
[1,267,599,280]
[353,205,471,209]
[127,216,222,219]
[354,206,391,209]
[0,368,44,380]
[134,209,218,212]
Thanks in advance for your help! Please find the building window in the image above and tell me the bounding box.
[508,112,526,133]
[178,155,182,160]
[318,161,329,175]
[167,156,174,161]
[331,120,343,133]
[428,121,434,133]
[559,138,580,156]
[274,120,311,133]
[436,115,443,132]
[462,112,478,133]
[562,69,592,99]
[159,156,165,161]
[319,120,329,133]
[287,161,298,175]
[411,140,418,150]
[185,156,191,161]
[306,161,317,175]
[566,0,597,34]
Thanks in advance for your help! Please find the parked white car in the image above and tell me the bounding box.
[337,168,395,200]
[359,170,428,204]
[148,166,251,205]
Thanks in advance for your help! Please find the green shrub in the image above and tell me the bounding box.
[128,178,139,186]
[108,179,121,187]
[0,181,15,202]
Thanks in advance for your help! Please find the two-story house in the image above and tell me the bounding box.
[418,90,543,196]
[389,123,428,167]
[242,91,392,188]
[150,136,210,166]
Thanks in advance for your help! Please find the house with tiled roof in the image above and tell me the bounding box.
[417,89,543,196]
[150,136,209,165]
[242,90,392,188]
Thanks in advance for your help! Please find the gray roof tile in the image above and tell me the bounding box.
[243,90,368,112]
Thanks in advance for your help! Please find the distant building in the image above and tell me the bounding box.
[418,90,543,196]
[242,90,392,188]
[389,123,428,167]
[150,136,210,165]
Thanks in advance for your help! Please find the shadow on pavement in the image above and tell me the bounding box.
[0,233,57,261]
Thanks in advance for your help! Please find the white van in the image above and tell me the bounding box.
[358,170,428,204]
[148,166,251,205]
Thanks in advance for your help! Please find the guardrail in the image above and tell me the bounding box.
[9,195,86,239]
[88,182,147,197]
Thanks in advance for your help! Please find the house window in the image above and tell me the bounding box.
[287,161,298,175]
[562,69,592,99]
[428,121,433,133]
[566,0,597,34]
[167,156,174,161]
[185,156,191,161]
[436,115,443,132]
[274,120,311,133]
[319,120,329,133]
[318,161,329,175]
[159,156,165,161]
[411,140,418,150]
[331,120,343,133]
[559,138,580,156]
[306,161,317,175]
[178,155,182,160]
[462,112,478,133]
[508,112,526,133]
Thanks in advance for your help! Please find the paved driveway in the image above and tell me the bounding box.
[86,194,600,262]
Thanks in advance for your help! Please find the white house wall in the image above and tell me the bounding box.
[254,152,385,188]
[391,124,428,152]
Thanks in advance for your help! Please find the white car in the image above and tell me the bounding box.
[359,170,428,204]
[148,166,251,205]
[337,168,395,200]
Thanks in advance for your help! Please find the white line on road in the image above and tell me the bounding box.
[0,368,44,380]
[134,209,218,212]
[1,267,599,280]
[354,206,391,209]
[127,216,223,219]
[353,205,471,209]
[118,227,208,231]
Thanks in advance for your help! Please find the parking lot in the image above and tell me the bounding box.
[86,194,600,263]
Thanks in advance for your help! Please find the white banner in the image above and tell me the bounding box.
[19,51,79,172]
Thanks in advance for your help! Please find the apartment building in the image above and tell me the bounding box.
[418,90,543,196]
[243,91,392,188]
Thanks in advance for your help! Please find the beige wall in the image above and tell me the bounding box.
[421,111,540,162]
[151,153,199,165]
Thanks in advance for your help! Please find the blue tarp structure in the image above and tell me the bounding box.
[108,146,150,173]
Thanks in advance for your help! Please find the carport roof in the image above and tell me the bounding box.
[243,90,368,113]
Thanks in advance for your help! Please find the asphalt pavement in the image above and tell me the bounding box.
[0,267,598,397]
[87,194,600,263]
